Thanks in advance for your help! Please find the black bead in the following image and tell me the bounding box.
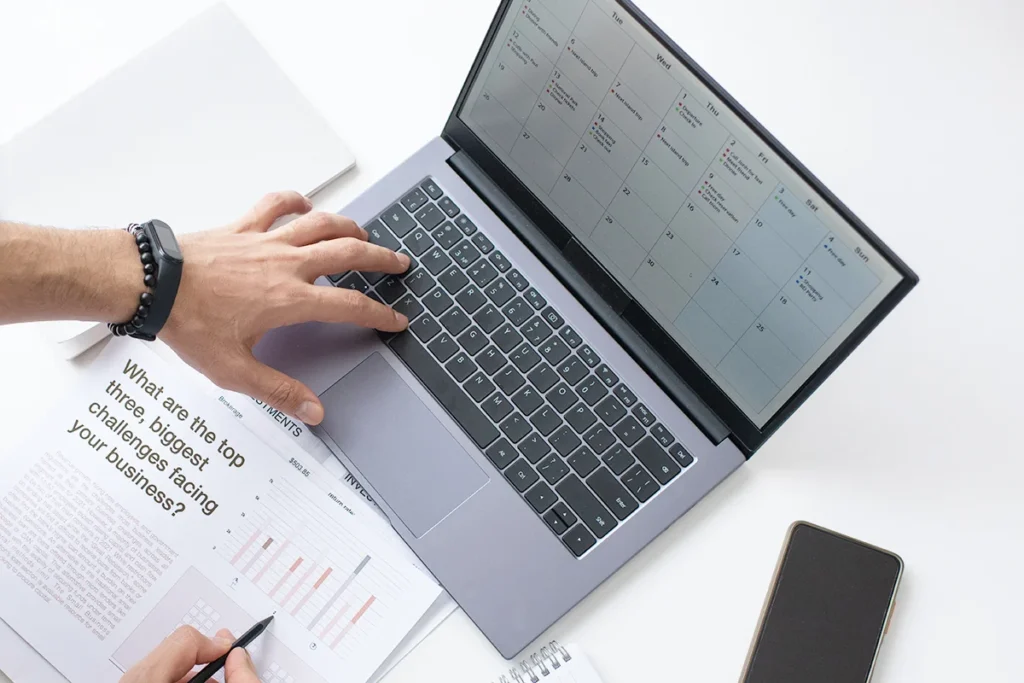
[135,232,149,245]
[132,316,145,328]
[138,242,152,254]
[113,324,125,337]
[140,251,154,264]
[140,292,154,306]
[143,262,156,274]
[136,305,149,319]
[144,274,157,288]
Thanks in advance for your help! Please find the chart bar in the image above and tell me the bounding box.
[241,536,274,574]
[331,595,376,648]
[292,567,333,616]
[282,561,319,609]
[253,539,291,584]
[229,528,261,565]
[308,555,370,630]
[318,602,349,640]
[269,556,303,599]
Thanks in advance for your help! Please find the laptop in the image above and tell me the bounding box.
[256,0,918,658]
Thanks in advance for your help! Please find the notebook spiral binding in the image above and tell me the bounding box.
[494,641,572,683]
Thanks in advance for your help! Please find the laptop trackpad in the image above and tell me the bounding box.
[318,352,488,538]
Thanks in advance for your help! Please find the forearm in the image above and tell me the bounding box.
[0,221,141,324]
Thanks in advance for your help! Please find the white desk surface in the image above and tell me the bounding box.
[1,1,1022,682]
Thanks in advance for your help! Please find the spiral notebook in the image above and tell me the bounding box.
[489,643,604,683]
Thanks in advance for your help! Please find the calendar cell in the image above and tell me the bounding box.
[511,130,562,192]
[675,301,732,365]
[516,0,572,62]
[652,229,711,297]
[715,247,776,314]
[587,111,641,179]
[544,70,599,134]
[551,172,605,233]
[626,156,686,224]
[718,347,778,412]
[564,141,622,206]
[736,217,803,288]
[806,236,881,307]
[526,98,579,164]
[503,31,555,94]
[485,64,535,123]
[694,169,755,240]
[632,258,690,320]
[759,184,828,258]
[600,80,660,148]
[471,91,523,152]
[592,214,647,275]
[607,185,666,251]
[664,91,731,163]
[667,202,733,270]
[782,269,852,337]
[645,126,705,195]
[738,323,802,389]
[760,294,827,363]
[556,35,617,105]
[694,275,756,342]
[616,48,681,115]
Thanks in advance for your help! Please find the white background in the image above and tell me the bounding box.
[1,1,1022,682]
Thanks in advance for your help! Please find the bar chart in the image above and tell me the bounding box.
[218,477,412,655]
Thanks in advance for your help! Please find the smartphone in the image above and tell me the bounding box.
[739,522,903,683]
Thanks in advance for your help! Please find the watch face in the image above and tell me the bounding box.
[151,220,182,261]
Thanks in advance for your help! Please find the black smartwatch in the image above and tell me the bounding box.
[109,220,183,341]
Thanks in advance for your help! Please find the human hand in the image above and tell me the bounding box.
[119,626,260,682]
[162,192,411,425]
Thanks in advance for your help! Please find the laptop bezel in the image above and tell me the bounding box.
[441,0,919,455]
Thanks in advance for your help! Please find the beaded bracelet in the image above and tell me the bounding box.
[108,224,158,341]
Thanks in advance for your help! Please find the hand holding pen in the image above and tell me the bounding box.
[119,616,272,683]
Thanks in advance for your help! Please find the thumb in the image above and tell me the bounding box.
[239,356,324,425]
[224,648,261,683]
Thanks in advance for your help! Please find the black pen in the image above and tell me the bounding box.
[191,615,274,683]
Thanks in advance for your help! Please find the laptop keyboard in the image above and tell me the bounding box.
[329,178,698,557]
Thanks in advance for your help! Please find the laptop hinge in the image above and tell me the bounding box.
[448,150,731,447]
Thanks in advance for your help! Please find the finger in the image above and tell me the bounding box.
[131,626,232,683]
[293,285,409,333]
[238,191,312,233]
[224,648,261,683]
[236,356,325,425]
[275,212,368,247]
[215,629,235,641]
[302,238,410,280]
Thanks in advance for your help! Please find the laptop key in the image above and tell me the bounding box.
[567,403,597,433]
[456,286,487,314]
[362,269,388,285]
[530,406,562,436]
[557,475,617,539]
[567,446,600,477]
[633,437,681,485]
[454,214,477,235]
[559,326,583,348]
[547,383,578,412]
[524,288,546,311]
[431,221,461,249]
[500,412,531,443]
[473,304,504,334]
[414,203,446,230]
[503,298,533,326]
[512,385,544,415]
[404,269,436,297]
[577,345,600,368]
[451,241,482,268]
[651,423,675,448]
[376,276,407,304]
[410,314,442,342]
[392,294,424,321]
[669,442,695,468]
[380,208,417,238]
[400,188,429,213]
[543,508,569,535]
[505,458,539,492]
[366,291,384,304]
[622,464,660,503]
[576,375,608,406]
[387,332,498,449]
[518,432,550,463]
[556,357,588,385]
[468,260,499,287]
[485,438,517,470]
[563,524,596,557]
[437,196,461,218]
[538,454,570,485]
[614,384,638,407]
[612,416,645,447]
[471,232,494,254]
[423,247,453,275]
[440,308,471,335]
[457,326,488,355]
[420,178,443,200]
[588,467,639,521]
[424,287,454,316]
[632,403,656,427]
[492,324,523,353]
[596,364,619,388]
[477,346,507,375]
[510,343,541,373]
[601,444,635,475]
[466,372,496,402]
[366,220,401,252]
[523,317,553,345]
[328,272,346,284]
[485,278,515,306]
[550,425,582,457]
[445,352,477,382]
[337,272,370,293]
[595,395,626,426]
[495,366,526,395]
[584,425,615,454]
[525,481,557,513]
[527,364,559,393]
[403,228,435,256]
[489,251,511,273]
[483,393,514,422]
[540,306,564,329]
[506,269,529,292]
[439,266,470,294]
[428,333,458,363]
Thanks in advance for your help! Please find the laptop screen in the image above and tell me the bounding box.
[458,0,904,428]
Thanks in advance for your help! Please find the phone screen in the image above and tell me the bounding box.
[742,523,902,683]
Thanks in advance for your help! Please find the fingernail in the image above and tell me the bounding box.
[213,636,233,648]
[394,311,409,328]
[296,401,323,425]
[398,253,411,268]
[303,197,313,210]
